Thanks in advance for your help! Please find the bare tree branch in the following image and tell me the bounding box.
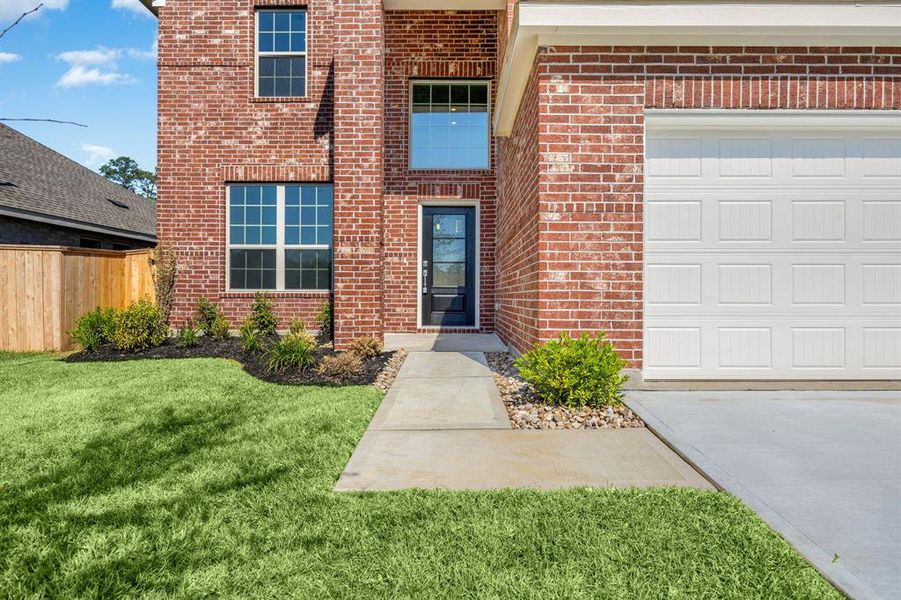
[0,3,43,40]
[0,117,87,128]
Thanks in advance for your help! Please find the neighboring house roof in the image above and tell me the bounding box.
[0,123,157,243]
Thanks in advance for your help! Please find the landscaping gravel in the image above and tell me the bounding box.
[485,352,644,430]
[373,349,406,392]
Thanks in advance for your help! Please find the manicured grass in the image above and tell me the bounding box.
[0,353,841,599]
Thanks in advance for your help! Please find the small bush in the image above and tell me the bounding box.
[249,292,278,336]
[265,334,316,373]
[196,297,222,336]
[70,307,118,352]
[316,352,363,382]
[515,332,628,407]
[348,335,382,359]
[316,301,333,341]
[209,315,231,341]
[149,244,177,323]
[175,323,200,348]
[112,299,168,352]
[239,318,264,354]
[288,319,306,336]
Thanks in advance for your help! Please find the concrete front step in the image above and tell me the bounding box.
[384,333,507,353]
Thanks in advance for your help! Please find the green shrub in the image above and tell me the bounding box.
[265,333,316,373]
[196,297,222,336]
[70,307,118,352]
[348,335,382,359]
[209,315,231,341]
[288,319,306,336]
[249,292,278,336]
[112,299,168,352]
[316,352,363,382]
[175,323,200,348]
[515,332,628,407]
[315,301,333,341]
[239,318,264,354]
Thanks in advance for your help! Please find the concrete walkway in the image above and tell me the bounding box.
[628,391,901,600]
[335,341,712,492]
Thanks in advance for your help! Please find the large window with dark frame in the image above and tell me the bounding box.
[410,80,489,170]
[227,184,332,291]
[255,9,307,97]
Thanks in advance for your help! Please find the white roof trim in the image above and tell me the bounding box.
[384,1,505,9]
[494,2,901,136]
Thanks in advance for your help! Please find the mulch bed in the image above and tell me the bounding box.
[66,336,405,390]
[485,352,644,430]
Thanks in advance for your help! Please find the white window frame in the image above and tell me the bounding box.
[254,8,309,98]
[408,79,491,171]
[226,183,332,292]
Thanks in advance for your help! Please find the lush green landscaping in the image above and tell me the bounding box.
[0,352,841,599]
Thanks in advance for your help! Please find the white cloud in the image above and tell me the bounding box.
[127,39,157,61]
[56,65,136,88]
[56,46,120,66]
[111,0,151,16]
[0,0,68,24]
[81,144,116,168]
[0,52,22,64]
[54,46,138,88]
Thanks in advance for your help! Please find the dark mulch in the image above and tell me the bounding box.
[66,336,394,387]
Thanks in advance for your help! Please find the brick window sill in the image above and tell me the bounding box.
[250,96,314,104]
[221,290,330,299]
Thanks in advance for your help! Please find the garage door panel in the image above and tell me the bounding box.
[645,122,900,380]
[644,317,901,379]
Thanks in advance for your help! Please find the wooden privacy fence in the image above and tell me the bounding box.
[0,245,154,352]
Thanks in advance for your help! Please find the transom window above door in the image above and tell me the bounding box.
[255,10,307,97]
[227,184,332,291]
[410,81,489,170]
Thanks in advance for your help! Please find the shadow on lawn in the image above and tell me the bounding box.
[0,398,287,544]
[0,401,289,593]
[4,402,292,523]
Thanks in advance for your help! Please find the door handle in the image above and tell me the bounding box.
[422,261,428,294]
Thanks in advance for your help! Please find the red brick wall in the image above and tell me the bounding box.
[382,10,498,332]
[495,56,540,354]
[156,0,334,329]
[332,0,385,346]
[497,45,901,362]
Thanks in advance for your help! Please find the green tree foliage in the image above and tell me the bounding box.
[100,156,157,199]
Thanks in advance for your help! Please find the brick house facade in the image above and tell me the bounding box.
[151,0,900,380]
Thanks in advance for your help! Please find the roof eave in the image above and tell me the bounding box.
[139,0,162,17]
[0,206,158,243]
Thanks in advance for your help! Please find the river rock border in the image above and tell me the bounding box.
[485,352,644,430]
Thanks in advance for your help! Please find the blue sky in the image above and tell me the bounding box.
[0,0,158,171]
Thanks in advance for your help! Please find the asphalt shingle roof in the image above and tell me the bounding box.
[0,123,156,240]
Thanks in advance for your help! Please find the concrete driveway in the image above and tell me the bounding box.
[627,391,901,600]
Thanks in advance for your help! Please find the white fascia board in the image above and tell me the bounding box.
[384,1,505,9]
[645,109,901,131]
[494,2,901,136]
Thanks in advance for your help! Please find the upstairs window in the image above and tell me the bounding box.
[256,10,307,98]
[410,81,489,170]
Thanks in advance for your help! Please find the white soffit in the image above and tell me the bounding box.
[384,1,506,9]
[494,2,901,136]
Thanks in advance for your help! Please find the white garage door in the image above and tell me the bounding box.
[644,112,901,380]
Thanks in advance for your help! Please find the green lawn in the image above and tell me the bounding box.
[0,353,840,599]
